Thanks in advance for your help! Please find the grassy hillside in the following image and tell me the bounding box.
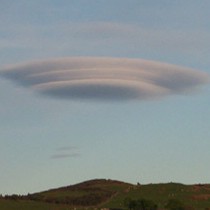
[104,182,210,209]
[29,179,132,206]
[1,179,210,210]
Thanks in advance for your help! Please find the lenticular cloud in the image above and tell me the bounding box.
[0,57,209,101]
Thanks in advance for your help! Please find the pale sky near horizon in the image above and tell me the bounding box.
[0,0,210,195]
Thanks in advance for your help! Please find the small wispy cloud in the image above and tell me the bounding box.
[51,146,81,159]
[56,146,79,151]
[0,57,209,101]
[51,153,80,159]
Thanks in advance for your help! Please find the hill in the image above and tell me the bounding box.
[1,179,210,210]
[28,179,132,206]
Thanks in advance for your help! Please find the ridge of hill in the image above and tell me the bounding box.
[1,179,210,210]
[29,179,132,206]
[29,179,133,206]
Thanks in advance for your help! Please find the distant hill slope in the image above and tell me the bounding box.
[1,179,210,210]
[28,179,133,206]
[104,182,210,209]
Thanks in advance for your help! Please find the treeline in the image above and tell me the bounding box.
[1,190,114,206]
[28,192,113,206]
[1,194,25,201]
[124,197,194,210]
[0,194,198,209]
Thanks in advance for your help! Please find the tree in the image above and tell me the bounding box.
[136,198,158,210]
[165,199,185,210]
[124,197,137,210]
[124,197,158,210]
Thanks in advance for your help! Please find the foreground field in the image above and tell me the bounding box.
[1,179,210,210]
[0,199,73,210]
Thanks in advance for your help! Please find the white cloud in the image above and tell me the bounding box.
[0,57,209,101]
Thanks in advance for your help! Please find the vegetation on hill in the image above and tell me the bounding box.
[1,179,210,210]
[26,179,132,206]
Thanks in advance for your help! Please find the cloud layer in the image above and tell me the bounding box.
[0,57,209,101]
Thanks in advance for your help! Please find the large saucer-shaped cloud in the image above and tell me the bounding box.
[0,57,209,101]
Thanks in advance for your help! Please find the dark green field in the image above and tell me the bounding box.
[1,179,210,210]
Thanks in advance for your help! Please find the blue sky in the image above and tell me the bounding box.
[0,0,210,195]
